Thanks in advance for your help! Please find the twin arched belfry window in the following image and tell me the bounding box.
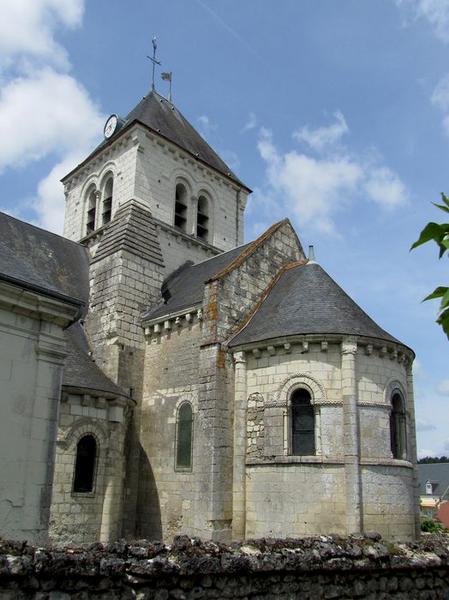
[174,183,211,242]
[84,174,114,235]
[73,434,97,493]
[291,388,315,456]
[175,402,193,470]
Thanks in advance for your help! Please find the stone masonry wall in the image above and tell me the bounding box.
[139,320,203,541]
[0,289,77,545]
[202,220,304,345]
[135,130,247,250]
[63,123,248,250]
[242,338,417,541]
[49,394,128,545]
[187,221,304,543]
[1,534,449,599]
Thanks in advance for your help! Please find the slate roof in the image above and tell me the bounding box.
[92,200,164,266]
[63,322,127,398]
[0,211,89,311]
[63,91,250,191]
[229,262,404,347]
[142,243,250,321]
[418,463,449,498]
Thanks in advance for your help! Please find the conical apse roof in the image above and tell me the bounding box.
[229,262,405,348]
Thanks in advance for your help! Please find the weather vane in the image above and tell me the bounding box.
[147,36,161,91]
[161,71,173,102]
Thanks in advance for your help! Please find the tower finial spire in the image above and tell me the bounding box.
[147,35,161,91]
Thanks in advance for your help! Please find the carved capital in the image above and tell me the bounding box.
[341,339,357,355]
[233,351,246,365]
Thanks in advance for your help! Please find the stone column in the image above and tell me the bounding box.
[94,190,101,230]
[341,338,363,534]
[100,409,126,542]
[232,351,247,540]
[406,360,421,538]
[190,195,198,237]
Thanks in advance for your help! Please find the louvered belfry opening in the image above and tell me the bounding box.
[196,195,209,241]
[291,388,315,455]
[174,183,188,232]
[102,177,113,225]
[86,189,97,234]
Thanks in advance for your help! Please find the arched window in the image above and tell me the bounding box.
[174,183,188,232]
[197,195,209,242]
[73,435,97,493]
[291,388,315,455]
[86,188,97,234]
[390,392,406,459]
[102,177,113,225]
[175,402,193,470]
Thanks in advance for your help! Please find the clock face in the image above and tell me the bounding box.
[104,114,118,139]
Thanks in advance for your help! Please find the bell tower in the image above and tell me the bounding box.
[62,89,250,271]
[60,82,251,535]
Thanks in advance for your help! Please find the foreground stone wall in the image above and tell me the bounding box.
[1,534,449,599]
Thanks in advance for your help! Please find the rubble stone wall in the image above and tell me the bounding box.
[1,534,449,599]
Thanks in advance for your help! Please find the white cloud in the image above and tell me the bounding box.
[0,0,104,233]
[363,166,408,208]
[436,379,449,395]
[33,151,87,233]
[0,69,103,172]
[0,0,84,67]
[293,111,348,152]
[242,112,257,132]
[396,0,449,42]
[256,125,408,233]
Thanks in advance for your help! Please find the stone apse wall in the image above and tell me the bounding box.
[240,336,418,541]
[1,534,449,599]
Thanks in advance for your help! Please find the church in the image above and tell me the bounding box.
[0,83,420,545]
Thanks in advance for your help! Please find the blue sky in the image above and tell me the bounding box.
[0,0,448,456]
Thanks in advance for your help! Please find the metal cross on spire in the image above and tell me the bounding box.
[147,36,161,91]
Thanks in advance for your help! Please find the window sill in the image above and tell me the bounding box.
[71,491,96,498]
[246,457,415,468]
[246,455,343,466]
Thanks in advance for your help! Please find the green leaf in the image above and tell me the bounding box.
[437,306,449,339]
[432,202,449,214]
[441,288,449,309]
[441,192,449,208]
[423,287,448,302]
[410,222,449,250]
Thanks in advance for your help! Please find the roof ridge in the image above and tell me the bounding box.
[208,219,291,283]
[226,258,308,346]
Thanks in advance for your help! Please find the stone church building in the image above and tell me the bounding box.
[0,87,419,545]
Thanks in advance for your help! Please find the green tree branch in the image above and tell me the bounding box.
[411,193,449,339]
